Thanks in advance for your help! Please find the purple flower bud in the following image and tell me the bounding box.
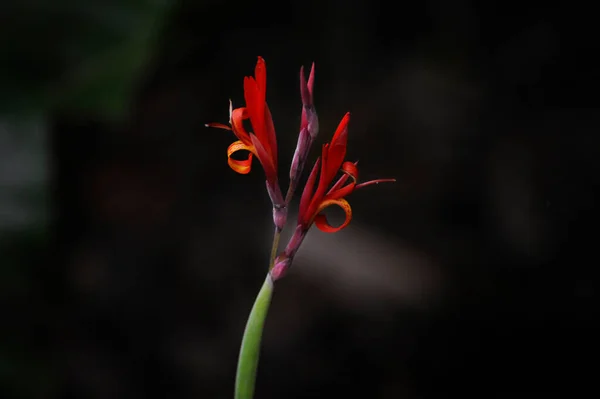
[300,63,319,140]
[270,256,290,281]
[300,63,314,107]
[305,106,319,140]
[289,127,312,182]
[289,63,319,195]
[283,225,307,259]
[266,180,286,230]
[266,180,284,207]
[272,205,287,232]
[269,226,308,281]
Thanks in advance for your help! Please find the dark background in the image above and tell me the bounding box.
[1,0,598,397]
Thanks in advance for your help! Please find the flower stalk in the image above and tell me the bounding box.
[207,56,395,399]
[234,275,274,399]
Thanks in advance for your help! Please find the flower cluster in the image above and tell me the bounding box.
[207,57,394,281]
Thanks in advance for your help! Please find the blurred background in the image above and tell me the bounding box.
[1,0,598,397]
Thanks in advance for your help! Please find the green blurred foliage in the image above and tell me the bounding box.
[1,1,174,396]
[1,0,173,120]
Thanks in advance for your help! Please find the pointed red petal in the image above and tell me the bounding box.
[330,112,350,148]
[310,143,330,202]
[304,144,333,226]
[250,133,277,184]
[254,58,267,131]
[243,77,260,126]
[230,107,252,145]
[255,56,267,96]
[299,157,321,226]
[300,64,314,107]
[243,58,268,153]
[307,62,315,98]
[325,183,355,201]
[264,104,278,168]
[323,113,350,184]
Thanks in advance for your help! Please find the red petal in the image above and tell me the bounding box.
[330,112,350,148]
[299,157,321,226]
[244,59,268,154]
[230,107,252,145]
[309,143,331,209]
[307,62,315,98]
[250,133,277,184]
[323,113,350,184]
[255,56,267,96]
[264,104,278,168]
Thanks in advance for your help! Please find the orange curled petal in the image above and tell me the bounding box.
[313,198,352,233]
[227,140,255,175]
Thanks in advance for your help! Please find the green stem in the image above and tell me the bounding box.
[285,180,295,205]
[268,227,282,270]
[235,274,274,399]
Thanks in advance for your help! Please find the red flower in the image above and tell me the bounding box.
[298,112,395,233]
[207,57,279,190]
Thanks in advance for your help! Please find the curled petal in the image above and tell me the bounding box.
[227,140,255,174]
[313,198,352,233]
[326,162,360,200]
[341,161,359,180]
[327,161,359,195]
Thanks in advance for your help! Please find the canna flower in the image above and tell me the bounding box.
[270,112,395,280]
[206,56,284,207]
[298,112,395,233]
